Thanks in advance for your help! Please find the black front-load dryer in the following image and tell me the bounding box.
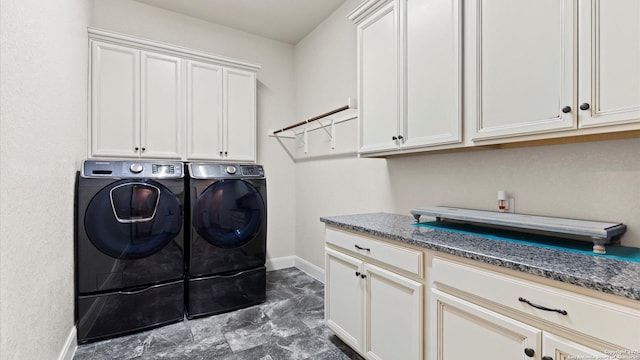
[75,160,185,344]
[187,162,267,319]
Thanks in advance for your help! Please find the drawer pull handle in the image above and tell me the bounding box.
[518,297,568,315]
[354,244,371,251]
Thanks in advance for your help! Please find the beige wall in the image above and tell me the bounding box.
[91,0,298,262]
[0,0,90,358]
[293,0,640,270]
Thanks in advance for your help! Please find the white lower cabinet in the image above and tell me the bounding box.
[430,289,541,359]
[325,242,423,360]
[430,289,612,360]
[430,257,636,360]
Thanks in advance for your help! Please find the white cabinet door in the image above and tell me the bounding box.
[404,0,462,148]
[468,0,576,140]
[578,0,640,128]
[430,288,541,360]
[325,248,365,353]
[224,68,256,162]
[90,41,140,158]
[542,333,615,360]
[140,51,183,159]
[357,1,400,153]
[365,263,423,360]
[186,60,223,160]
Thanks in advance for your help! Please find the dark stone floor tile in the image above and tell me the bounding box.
[224,315,310,352]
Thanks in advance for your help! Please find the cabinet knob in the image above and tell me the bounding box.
[392,136,398,141]
[355,271,361,277]
[360,273,366,279]
[542,356,554,360]
[134,147,139,151]
[141,147,146,152]
[579,103,590,110]
[397,135,403,140]
[561,106,572,113]
[524,348,535,357]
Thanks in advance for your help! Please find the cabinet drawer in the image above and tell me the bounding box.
[431,258,640,349]
[326,228,423,278]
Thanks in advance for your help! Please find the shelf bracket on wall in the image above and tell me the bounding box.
[268,98,357,155]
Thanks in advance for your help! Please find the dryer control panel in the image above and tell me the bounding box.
[188,163,265,179]
[81,160,184,179]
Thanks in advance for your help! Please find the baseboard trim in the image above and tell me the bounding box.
[266,255,295,271]
[294,257,325,284]
[58,326,77,360]
[266,255,325,284]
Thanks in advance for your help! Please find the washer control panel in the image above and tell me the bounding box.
[82,160,184,179]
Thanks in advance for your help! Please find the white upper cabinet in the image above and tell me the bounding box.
[140,51,183,159]
[90,41,182,159]
[186,63,257,162]
[405,0,462,149]
[578,0,640,128]
[186,60,223,160]
[90,41,141,158]
[223,68,257,162]
[468,0,640,141]
[88,29,259,162]
[350,0,462,155]
[467,0,576,140]
[353,0,399,153]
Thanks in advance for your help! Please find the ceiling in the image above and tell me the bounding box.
[133,0,347,45]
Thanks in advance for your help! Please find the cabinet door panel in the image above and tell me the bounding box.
[224,68,256,162]
[543,333,615,360]
[430,289,541,360]
[186,61,223,160]
[470,0,576,140]
[358,2,399,153]
[325,248,364,352]
[365,263,422,360]
[405,0,461,148]
[579,0,640,127]
[140,52,183,159]
[91,41,140,158]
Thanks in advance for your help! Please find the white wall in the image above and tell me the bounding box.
[0,0,90,358]
[293,0,640,270]
[293,0,394,268]
[91,0,297,262]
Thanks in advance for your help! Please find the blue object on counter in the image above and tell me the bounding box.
[413,221,640,263]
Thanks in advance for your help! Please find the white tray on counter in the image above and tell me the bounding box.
[410,206,627,254]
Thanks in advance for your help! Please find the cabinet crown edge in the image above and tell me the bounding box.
[347,0,394,23]
[88,27,261,72]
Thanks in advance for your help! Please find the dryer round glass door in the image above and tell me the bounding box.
[193,179,265,248]
[84,180,183,260]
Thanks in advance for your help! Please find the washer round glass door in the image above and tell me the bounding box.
[84,180,182,260]
[193,179,265,248]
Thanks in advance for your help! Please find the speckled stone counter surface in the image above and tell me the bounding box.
[320,212,640,302]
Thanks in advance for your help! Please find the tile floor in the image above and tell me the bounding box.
[73,267,364,359]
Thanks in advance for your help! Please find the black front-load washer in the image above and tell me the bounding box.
[186,162,267,319]
[75,160,185,344]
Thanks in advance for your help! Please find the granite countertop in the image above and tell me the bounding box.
[320,212,640,302]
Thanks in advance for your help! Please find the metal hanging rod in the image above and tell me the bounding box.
[273,100,355,134]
